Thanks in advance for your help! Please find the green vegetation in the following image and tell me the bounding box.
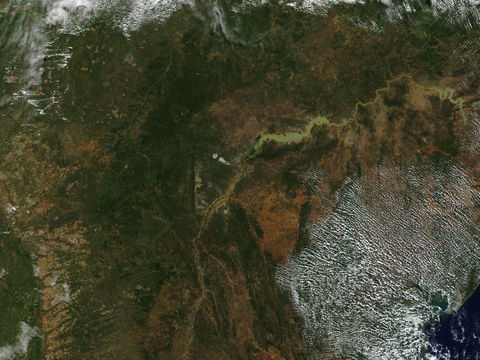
[0,225,39,356]
[53,2,478,356]
[1,0,477,358]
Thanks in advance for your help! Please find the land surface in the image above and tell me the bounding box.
[2,1,480,359]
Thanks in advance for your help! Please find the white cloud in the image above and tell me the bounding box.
[0,322,39,360]
[45,0,95,26]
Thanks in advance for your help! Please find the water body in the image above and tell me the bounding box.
[3,0,480,359]
[425,285,480,359]
[250,115,331,156]
[276,160,480,359]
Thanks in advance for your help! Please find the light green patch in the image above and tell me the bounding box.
[249,115,331,158]
[249,75,467,160]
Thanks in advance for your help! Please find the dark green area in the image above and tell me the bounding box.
[21,0,480,358]
[0,224,39,357]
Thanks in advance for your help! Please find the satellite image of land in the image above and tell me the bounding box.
[3,0,480,359]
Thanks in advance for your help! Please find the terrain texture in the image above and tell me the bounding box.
[2,1,480,359]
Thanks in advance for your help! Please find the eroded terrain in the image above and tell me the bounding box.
[2,1,480,359]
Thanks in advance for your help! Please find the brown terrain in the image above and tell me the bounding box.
[1,3,480,360]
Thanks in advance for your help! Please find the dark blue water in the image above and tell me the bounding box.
[426,286,480,359]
